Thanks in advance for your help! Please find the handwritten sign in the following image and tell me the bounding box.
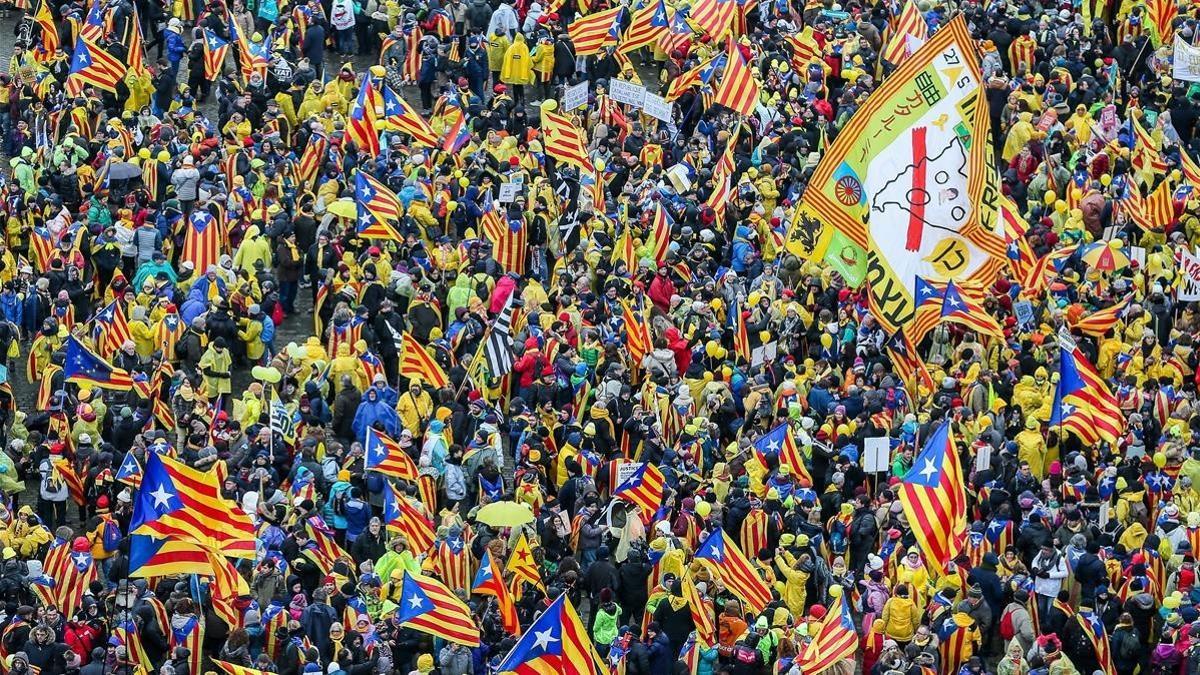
[1176,36,1200,81]
[562,81,589,110]
[642,92,673,122]
[1177,247,1200,300]
[609,78,646,108]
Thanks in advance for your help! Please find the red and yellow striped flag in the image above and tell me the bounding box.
[712,42,760,116]
[399,332,450,389]
[541,109,596,173]
[881,0,927,64]
[505,532,546,594]
[383,481,435,552]
[568,5,623,55]
[693,529,771,613]
[796,592,859,675]
[1069,296,1130,337]
[898,420,967,571]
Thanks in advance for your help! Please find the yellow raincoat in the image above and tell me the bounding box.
[501,34,534,85]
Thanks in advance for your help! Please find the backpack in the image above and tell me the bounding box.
[100,518,122,552]
[999,605,1018,641]
[732,643,759,666]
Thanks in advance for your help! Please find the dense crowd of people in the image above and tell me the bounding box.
[0,1,1195,675]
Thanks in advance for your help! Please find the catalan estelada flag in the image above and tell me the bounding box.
[541,110,596,173]
[898,419,967,572]
[355,171,403,240]
[297,132,328,188]
[399,332,450,388]
[998,194,1035,279]
[92,300,132,359]
[568,5,623,55]
[116,450,143,488]
[730,296,751,363]
[612,463,665,517]
[938,280,1004,338]
[130,451,257,558]
[472,550,519,634]
[365,427,419,480]
[1076,610,1117,675]
[435,533,470,594]
[796,591,859,675]
[128,534,213,577]
[1051,331,1124,445]
[1131,114,1168,175]
[712,41,760,116]
[693,529,770,613]
[49,543,98,617]
[620,0,669,53]
[382,86,438,148]
[66,36,127,95]
[348,78,381,158]
[496,593,604,675]
[884,330,934,397]
[202,30,229,80]
[64,335,133,390]
[180,210,223,276]
[491,217,528,276]
[682,573,717,646]
[1069,295,1130,337]
[112,620,153,673]
[303,516,351,574]
[621,299,651,365]
[169,614,204,675]
[32,0,58,60]
[394,571,481,645]
[506,532,546,594]
[383,481,435,552]
[751,423,812,486]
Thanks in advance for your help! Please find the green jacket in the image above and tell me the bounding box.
[592,603,621,645]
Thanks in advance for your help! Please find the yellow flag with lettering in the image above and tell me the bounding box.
[786,16,1004,334]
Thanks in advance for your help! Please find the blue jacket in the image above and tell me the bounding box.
[343,497,370,541]
[352,389,402,440]
[165,31,187,65]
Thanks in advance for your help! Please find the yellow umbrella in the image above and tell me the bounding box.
[1080,241,1130,272]
[475,501,535,527]
[327,198,357,219]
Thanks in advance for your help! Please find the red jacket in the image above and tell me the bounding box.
[648,274,675,312]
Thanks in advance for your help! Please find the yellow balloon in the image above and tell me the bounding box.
[1055,201,1068,213]
[1044,191,1057,205]
[596,160,607,172]
[1100,174,1112,187]
[820,334,832,348]
[540,99,559,112]
[1154,451,1167,468]
[696,501,712,518]
[447,201,458,212]
[828,584,843,598]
